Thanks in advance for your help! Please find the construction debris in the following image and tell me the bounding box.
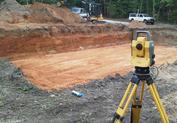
[72,90,84,97]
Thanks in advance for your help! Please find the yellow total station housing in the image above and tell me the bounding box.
[131,30,155,67]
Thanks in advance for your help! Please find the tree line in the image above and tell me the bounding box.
[98,0,177,24]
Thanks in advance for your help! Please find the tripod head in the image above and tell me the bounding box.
[131,30,155,68]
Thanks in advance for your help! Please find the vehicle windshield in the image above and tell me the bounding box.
[130,13,136,17]
[143,14,150,17]
[71,8,80,13]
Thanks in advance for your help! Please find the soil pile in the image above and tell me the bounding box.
[0,0,29,23]
[128,20,147,29]
[28,3,81,24]
[0,1,81,24]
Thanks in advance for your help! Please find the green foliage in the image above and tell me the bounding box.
[0,0,4,3]
[65,0,81,7]
[105,0,132,18]
[169,10,177,23]
[17,0,31,5]
[103,0,177,24]
[106,1,117,17]
[16,0,81,6]
[16,0,59,5]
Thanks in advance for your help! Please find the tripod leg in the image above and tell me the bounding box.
[148,83,169,123]
[119,82,132,108]
[131,81,145,123]
[112,83,138,123]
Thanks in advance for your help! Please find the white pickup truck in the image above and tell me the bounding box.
[129,13,155,25]
[71,7,89,20]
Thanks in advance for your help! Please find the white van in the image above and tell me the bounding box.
[129,13,155,25]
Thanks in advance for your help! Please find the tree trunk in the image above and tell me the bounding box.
[153,0,155,17]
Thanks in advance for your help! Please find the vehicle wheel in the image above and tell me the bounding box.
[143,20,147,24]
[83,17,88,21]
[131,19,134,22]
[87,17,90,22]
[151,21,155,25]
[91,20,97,24]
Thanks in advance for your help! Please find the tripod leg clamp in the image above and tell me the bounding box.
[112,113,124,123]
[146,76,153,85]
[132,104,142,108]
[131,74,140,85]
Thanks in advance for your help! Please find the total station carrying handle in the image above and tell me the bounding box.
[133,30,151,41]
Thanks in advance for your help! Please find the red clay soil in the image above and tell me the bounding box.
[12,44,177,91]
[0,32,130,58]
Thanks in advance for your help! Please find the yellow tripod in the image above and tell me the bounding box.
[112,67,169,123]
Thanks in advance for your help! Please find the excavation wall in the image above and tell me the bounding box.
[0,23,130,58]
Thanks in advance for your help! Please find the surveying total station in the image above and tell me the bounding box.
[112,30,169,123]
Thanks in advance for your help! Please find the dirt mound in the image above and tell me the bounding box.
[0,0,29,23]
[28,3,81,24]
[0,1,81,24]
[128,20,147,29]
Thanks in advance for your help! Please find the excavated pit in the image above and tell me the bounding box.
[0,22,177,90]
